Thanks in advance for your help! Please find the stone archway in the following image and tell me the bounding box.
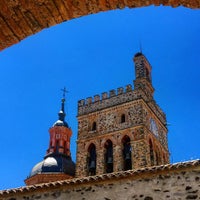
[0,0,199,51]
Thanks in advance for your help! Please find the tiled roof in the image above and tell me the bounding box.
[0,159,200,197]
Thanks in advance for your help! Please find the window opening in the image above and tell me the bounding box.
[104,140,113,173]
[155,151,159,165]
[122,136,132,170]
[63,141,66,154]
[121,114,126,123]
[87,144,96,175]
[149,139,154,166]
[92,122,97,131]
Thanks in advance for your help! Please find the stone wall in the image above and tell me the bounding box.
[78,99,145,138]
[1,160,200,200]
[76,97,168,177]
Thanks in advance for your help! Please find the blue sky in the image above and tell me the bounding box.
[0,6,200,190]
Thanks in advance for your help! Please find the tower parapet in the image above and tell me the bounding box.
[78,84,136,115]
[78,84,166,125]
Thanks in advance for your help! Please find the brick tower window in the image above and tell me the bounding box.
[92,122,97,131]
[104,140,113,173]
[122,136,132,170]
[87,143,96,176]
[56,140,59,153]
[121,114,126,123]
[149,139,154,166]
[155,151,159,165]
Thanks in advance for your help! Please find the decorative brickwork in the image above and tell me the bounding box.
[24,173,73,186]
[76,53,169,178]
[47,125,72,157]
[0,0,199,51]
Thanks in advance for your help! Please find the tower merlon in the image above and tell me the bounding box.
[77,84,142,116]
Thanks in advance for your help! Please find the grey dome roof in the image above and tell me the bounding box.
[29,154,75,177]
[53,119,69,127]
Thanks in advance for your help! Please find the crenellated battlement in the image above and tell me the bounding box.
[78,84,133,107]
[77,84,146,116]
[78,84,154,116]
[78,83,166,124]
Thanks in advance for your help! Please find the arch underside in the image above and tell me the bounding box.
[0,0,199,51]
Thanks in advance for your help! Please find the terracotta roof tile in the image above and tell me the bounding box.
[1,159,200,197]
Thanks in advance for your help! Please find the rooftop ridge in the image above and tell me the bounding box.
[1,159,200,196]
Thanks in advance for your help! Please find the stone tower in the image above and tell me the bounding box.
[25,92,75,185]
[76,52,169,177]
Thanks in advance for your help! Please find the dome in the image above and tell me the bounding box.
[29,154,75,177]
[53,119,69,128]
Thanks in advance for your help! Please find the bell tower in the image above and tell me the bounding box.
[76,52,169,178]
[47,96,72,157]
[25,89,75,185]
[133,52,154,100]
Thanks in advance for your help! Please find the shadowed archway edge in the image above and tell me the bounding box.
[0,0,199,51]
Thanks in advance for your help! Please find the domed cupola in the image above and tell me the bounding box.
[25,88,75,186]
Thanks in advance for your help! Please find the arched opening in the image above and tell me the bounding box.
[121,114,126,123]
[122,135,132,170]
[155,151,159,165]
[63,141,67,154]
[92,121,97,131]
[87,143,96,176]
[104,140,113,173]
[55,140,59,153]
[149,139,154,166]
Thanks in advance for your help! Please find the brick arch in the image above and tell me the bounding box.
[0,0,199,51]
[118,132,134,144]
[84,140,100,151]
[100,137,117,148]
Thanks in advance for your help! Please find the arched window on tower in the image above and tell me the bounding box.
[149,139,154,166]
[121,114,126,123]
[122,136,132,170]
[164,154,167,164]
[163,153,168,164]
[63,141,66,154]
[155,151,159,165]
[55,140,59,153]
[92,122,97,131]
[87,143,96,176]
[104,140,113,173]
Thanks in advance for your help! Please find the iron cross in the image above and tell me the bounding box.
[61,87,68,99]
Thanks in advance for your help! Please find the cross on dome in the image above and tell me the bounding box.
[61,87,68,99]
